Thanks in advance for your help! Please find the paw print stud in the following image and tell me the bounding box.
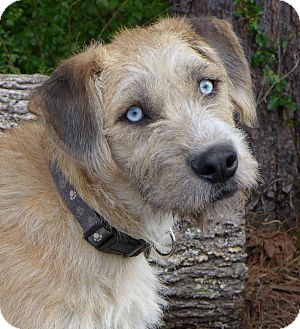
[69,190,77,200]
[93,233,103,242]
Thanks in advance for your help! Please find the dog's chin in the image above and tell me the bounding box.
[187,191,245,228]
[139,181,242,222]
[208,183,239,203]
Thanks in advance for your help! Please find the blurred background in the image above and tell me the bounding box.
[0,1,299,328]
[0,0,170,74]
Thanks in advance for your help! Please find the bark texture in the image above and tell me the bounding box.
[0,74,42,130]
[0,74,247,328]
[160,217,247,329]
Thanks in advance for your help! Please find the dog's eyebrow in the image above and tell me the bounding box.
[188,44,215,63]
[181,59,222,84]
[184,60,209,74]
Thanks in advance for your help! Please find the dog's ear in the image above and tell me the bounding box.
[29,46,104,162]
[189,17,256,126]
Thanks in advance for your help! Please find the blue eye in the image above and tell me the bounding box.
[199,79,214,95]
[125,106,144,122]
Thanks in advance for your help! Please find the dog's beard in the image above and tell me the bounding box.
[135,175,245,222]
[186,187,246,230]
[207,180,239,203]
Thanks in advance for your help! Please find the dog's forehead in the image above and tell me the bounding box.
[109,42,204,74]
[103,20,227,85]
[104,37,224,90]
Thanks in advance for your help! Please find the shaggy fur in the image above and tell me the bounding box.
[0,17,258,329]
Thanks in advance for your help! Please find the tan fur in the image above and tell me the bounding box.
[0,17,258,329]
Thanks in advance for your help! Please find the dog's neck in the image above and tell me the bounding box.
[44,136,174,246]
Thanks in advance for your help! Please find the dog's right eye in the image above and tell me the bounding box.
[199,79,214,95]
[125,106,144,123]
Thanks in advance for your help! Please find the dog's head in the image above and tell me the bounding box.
[30,17,258,219]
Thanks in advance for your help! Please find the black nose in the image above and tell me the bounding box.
[191,144,238,183]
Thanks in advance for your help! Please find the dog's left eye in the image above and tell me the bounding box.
[199,79,214,95]
[125,106,144,123]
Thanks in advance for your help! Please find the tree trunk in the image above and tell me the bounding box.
[0,74,248,328]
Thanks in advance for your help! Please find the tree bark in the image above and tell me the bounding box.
[160,218,247,329]
[0,74,248,328]
[0,74,42,130]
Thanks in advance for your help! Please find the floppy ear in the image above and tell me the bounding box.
[189,16,256,126]
[29,46,103,162]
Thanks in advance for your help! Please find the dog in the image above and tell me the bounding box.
[0,17,258,329]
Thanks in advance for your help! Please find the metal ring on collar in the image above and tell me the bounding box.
[152,229,176,258]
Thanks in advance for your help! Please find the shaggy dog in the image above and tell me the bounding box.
[0,17,258,329]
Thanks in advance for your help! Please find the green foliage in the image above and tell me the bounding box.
[234,0,297,116]
[0,0,170,74]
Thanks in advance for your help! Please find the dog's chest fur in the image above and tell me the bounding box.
[0,124,164,329]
